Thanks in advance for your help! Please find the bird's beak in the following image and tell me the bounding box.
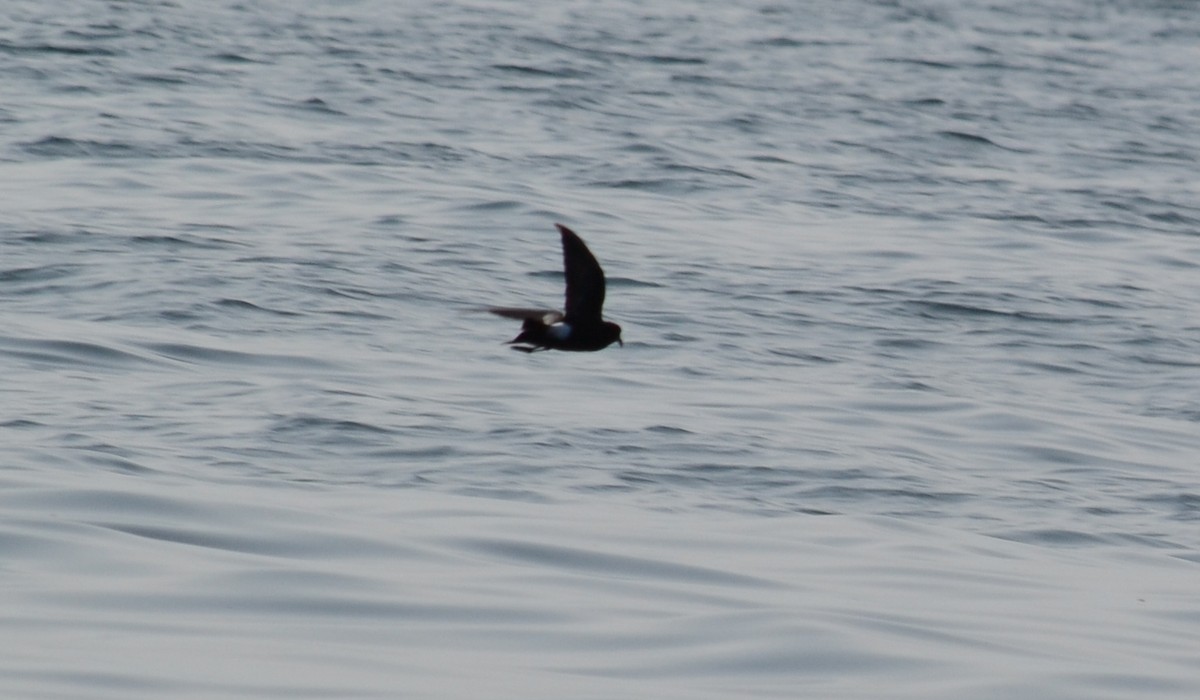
[617,338,624,347]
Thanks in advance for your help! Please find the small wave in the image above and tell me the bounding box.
[993,528,1114,547]
[141,342,335,370]
[877,56,957,69]
[129,234,243,250]
[296,97,344,115]
[451,536,779,588]
[491,63,591,79]
[21,136,144,159]
[937,131,1003,148]
[268,415,395,444]
[216,299,302,317]
[0,264,81,284]
[0,40,117,57]
[0,335,170,371]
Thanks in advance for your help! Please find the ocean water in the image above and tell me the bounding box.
[2,0,1199,697]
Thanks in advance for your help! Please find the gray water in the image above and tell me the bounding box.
[3,1,1199,698]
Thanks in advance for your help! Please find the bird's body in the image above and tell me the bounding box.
[489,225,623,353]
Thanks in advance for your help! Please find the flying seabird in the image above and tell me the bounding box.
[489,224,623,353]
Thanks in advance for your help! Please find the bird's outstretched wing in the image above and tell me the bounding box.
[487,308,564,324]
[557,224,607,323]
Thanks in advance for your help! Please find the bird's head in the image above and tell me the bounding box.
[605,321,623,348]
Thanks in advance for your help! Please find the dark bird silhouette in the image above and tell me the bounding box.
[489,224,623,353]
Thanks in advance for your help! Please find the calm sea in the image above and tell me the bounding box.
[2,1,1198,698]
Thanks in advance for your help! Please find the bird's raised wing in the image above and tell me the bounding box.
[557,224,607,323]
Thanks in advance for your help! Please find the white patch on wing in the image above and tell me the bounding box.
[548,322,571,340]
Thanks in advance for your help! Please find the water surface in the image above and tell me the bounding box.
[2,1,1198,698]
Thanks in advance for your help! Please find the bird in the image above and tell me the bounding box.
[489,224,623,353]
